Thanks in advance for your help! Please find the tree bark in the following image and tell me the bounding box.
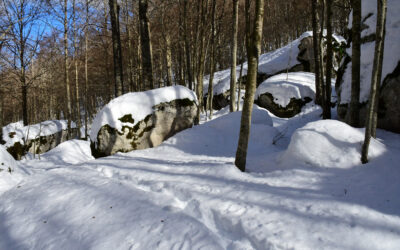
[73,0,81,138]
[183,0,193,90]
[64,0,72,137]
[229,0,239,112]
[311,0,323,105]
[361,0,387,164]
[323,0,332,119]
[139,0,154,90]
[109,0,124,96]
[235,0,264,172]
[84,0,89,139]
[207,0,217,119]
[165,34,173,86]
[348,0,361,127]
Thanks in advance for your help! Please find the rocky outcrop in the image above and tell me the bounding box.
[91,99,197,158]
[255,93,312,118]
[5,129,78,160]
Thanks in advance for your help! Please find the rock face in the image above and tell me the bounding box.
[91,99,197,157]
[2,121,78,160]
[256,93,312,118]
[254,72,316,118]
[336,0,400,133]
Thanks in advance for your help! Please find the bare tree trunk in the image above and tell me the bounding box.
[195,0,208,124]
[348,0,361,127]
[84,0,89,139]
[165,34,173,86]
[139,0,154,90]
[319,0,326,107]
[183,0,193,90]
[73,0,81,138]
[109,0,124,96]
[312,0,323,105]
[229,0,239,112]
[323,0,332,119]
[361,0,387,164]
[235,0,264,172]
[124,0,134,92]
[64,0,72,137]
[207,0,217,119]
[237,47,245,111]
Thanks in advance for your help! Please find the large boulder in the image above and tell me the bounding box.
[254,72,315,118]
[90,86,198,157]
[2,120,78,160]
[204,31,345,111]
[336,0,400,133]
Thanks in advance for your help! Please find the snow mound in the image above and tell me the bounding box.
[90,86,198,143]
[2,120,76,147]
[280,120,386,168]
[39,140,94,165]
[255,72,316,107]
[340,0,400,104]
[0,145,28,193]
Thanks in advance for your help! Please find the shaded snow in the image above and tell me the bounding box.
[1,103,400,249]
[90,86,198,143]
[2,120,76,147]
[255,72,316,107]
[340,0,400,104]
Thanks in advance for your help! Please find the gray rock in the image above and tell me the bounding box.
[255,93,312,118]
[6,129,78,160]
[91,99,197,157]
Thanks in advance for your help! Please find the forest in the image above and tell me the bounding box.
[0,0,399,249]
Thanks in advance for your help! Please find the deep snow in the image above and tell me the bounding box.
[1,101,399,249]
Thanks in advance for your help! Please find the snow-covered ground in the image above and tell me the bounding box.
[1,101,399,249]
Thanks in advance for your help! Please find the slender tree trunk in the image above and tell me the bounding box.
[84,0,89,139]
[73,0,81,138]
[165,34,173,86]
[230,0,239,112]
[64,0,72,137]
[235,0,264,172]
[109,0,124,96]
[237,48,245,111]
[319,0,326,107]
[195,0,208,124]
[124,1,134,92]
[348,0,361,127]
[207,0,217,119]
[183,0,193,90]
[361,0,387,163]
[139,0,154,90]
[312,0,323,105]
[323,0,332,119]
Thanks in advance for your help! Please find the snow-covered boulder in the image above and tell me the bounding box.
[254,72,315,118]
[90,86,198,157]
[280,120,386,168]
[204,31,345,111]
[2,120,77,160]
[0,145,28,194]
[336,0,400,133]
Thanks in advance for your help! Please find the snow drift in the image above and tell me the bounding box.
[280,120,386,168]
